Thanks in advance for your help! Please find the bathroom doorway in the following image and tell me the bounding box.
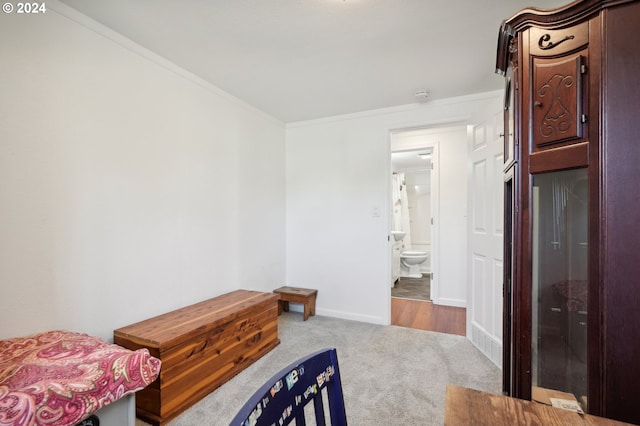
[389,125,467,336]
[390,150,434,300]
[390,128,440,303]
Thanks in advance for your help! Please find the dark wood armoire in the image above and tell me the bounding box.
[496,0,640,423]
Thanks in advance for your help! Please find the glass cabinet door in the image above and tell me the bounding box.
[531,168,588,410]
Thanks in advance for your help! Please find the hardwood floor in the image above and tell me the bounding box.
[391,297,466,336]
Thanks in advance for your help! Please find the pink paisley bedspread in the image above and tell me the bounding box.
[0,330,161,426]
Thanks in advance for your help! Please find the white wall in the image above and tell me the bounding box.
[286,92,503,324]
[0,3,285,341]
[405,170,430,247]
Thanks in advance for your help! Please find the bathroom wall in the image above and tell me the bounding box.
[405,169,431,271]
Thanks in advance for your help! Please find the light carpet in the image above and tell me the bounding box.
[136,312,501,425]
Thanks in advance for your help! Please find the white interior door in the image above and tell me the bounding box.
[467,103,504,367]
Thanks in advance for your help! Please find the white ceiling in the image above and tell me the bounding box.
[58,0,567,123]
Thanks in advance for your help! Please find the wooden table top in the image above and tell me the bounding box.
[444,385,632,426]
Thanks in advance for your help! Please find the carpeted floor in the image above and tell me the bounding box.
[136,312,500,425]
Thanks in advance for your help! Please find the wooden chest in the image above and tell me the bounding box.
[113,290,280,425]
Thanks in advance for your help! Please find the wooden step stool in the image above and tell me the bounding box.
[273,286,317,321]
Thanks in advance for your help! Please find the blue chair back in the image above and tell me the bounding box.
[230,348,347,426]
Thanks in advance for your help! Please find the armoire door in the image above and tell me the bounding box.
[530,167,589,409]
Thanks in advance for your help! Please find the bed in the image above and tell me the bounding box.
[0,330,161,426]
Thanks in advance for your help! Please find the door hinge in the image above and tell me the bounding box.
[431,217,434,225]
[581,114,587,123]
[581,64,587,74]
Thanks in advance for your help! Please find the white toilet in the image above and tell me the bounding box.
[400,251,429,278]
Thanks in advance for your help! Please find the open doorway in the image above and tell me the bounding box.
[390,148,434,300]
[389,125,466,336]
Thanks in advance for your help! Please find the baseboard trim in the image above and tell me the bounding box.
[435,297,466,308]
[284,304,386,325]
